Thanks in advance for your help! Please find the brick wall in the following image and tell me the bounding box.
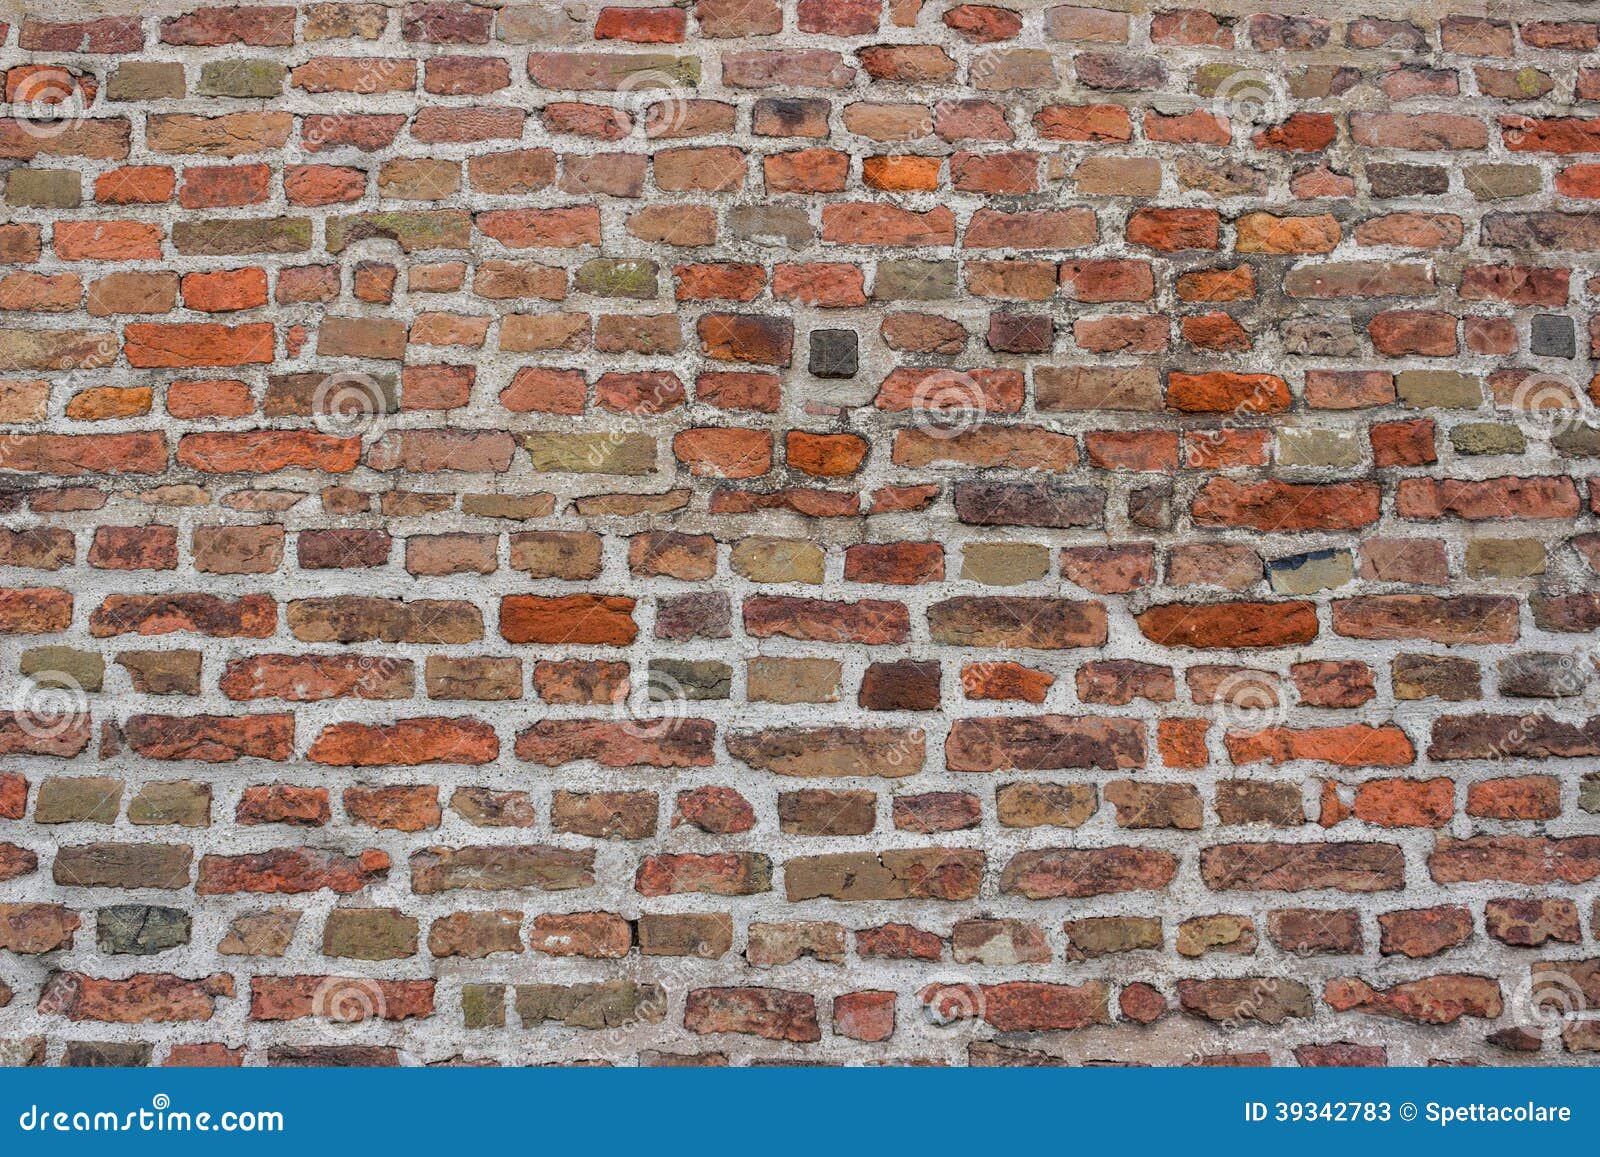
[0,0,1597,1067]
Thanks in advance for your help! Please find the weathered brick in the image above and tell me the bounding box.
[0,1,1580,1069]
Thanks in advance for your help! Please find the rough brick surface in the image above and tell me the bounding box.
[0,0,1597,1068]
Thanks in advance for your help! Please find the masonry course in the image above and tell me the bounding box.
[0,0,1595,1067]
